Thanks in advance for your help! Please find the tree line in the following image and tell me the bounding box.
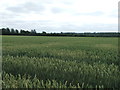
[0,27,119,37]
[0,28,36,35]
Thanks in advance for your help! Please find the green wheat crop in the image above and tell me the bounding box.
[2,36,120,88]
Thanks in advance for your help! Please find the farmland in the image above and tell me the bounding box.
[2,36,120,88]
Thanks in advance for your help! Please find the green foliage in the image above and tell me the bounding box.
[2,36,120,88]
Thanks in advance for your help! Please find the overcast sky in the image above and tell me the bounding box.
[0,0,119,33]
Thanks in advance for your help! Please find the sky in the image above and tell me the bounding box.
[0,0,119,33]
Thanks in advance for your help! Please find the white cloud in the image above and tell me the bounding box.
[0,0,119,32]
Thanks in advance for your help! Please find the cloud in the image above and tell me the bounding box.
[0,0,118,33]
[57,24,118,33]
[0,20,56,32]
[110,10,118,18]
[75,11,104,16]
[51,7,64,14]
[1,19,117,33]
[6,2,45,14]
[0,12,18,19]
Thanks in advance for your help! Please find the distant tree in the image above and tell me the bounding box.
[31,30,34,33]
[0,29,2,35]
[20,30,25,35]
[41,31,46,36]
[11,28,15,34]
[20,30,24,35]
[33,29,36,33]
[6,28,10,34]
[42,31,46,34]
[1,28,6,35]
[15,29,19,34]
[30,29,36,35]
[20,29,31,35]
[20,30,22,34]
[0,27,120,37]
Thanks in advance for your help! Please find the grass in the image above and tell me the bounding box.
[2,36,120,88]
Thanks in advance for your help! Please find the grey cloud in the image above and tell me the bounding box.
[87,11,104,16]
[6,2,45,14]
[7,7,26,13]
[51,7,64,14]
[62,1,74,5]
[60,0,75,5]
[41,23,117,33]
[110,10,117,18]
[0,19,117,33]
[54,24,118,33]
[63,2,73,5]
[75,11,104,16]
[0,20,53,32]
[110,14,117,18]
[81,24,118,32]
[0,12,15,19]
[0,12,21,23]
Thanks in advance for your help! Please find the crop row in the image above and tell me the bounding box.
[2,56,120,88]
